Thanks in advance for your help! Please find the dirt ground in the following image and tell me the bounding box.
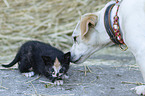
[0,46,143,96]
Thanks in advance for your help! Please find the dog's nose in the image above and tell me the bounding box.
[70,56,79,63]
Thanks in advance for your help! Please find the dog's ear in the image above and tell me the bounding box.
[80,14,97,39]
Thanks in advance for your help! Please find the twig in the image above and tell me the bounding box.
[39,80,55,88]
[0,79,2,85]
[84,65,87,76]
[39,80,91,86]
[25,75,41,84]
[39,80,54,85]
[24,93,75,96]
[55,6,66,17]
[90,78,97,83]
[86,66,92,73]
[3,0,10,8]
[63,83,92,86]
[77,66,94,76]
[30,82,38,96]
[0,79,8,90]
[121,81,145,85]
[77,70,89,72]
[0,34,34,41]
[0,85,9,90]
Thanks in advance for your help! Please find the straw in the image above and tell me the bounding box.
[0,0,110,64]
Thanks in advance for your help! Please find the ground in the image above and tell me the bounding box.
[0,46,143,96]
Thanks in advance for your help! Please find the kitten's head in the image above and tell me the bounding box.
[42,52,71,78]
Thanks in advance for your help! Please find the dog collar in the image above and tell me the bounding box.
[104,3,124,45]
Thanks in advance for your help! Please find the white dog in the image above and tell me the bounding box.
[70,0,145,95]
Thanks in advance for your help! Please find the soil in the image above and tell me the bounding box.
[0,46,143,96]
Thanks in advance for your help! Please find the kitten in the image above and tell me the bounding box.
[2,41,70,85]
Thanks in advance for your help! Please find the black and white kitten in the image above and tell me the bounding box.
[2,41,70,85]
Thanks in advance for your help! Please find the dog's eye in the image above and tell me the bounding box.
[73,36,77,42]
[73,36,79,44]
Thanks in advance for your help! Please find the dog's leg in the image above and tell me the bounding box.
[119,0,145,94]
[131,55,145,95]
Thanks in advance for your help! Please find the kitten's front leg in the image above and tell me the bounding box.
[47,75,64,85]
[43,72,64,85]
[54,78,63,85]
[43,72,56,83]
[47,75,63,86]
[54,80,63,85]
[53,73,69,85]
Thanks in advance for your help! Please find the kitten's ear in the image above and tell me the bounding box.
[42,56,52,65]
[64,52,71,60]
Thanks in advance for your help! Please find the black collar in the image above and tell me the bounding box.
[104,3,122,44]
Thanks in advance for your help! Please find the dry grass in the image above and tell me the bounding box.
[0,0,110,63]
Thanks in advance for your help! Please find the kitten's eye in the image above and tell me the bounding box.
[52,69,55,74]
[49,68,55,74]
[52,72,55,75]
[51,69,54,72]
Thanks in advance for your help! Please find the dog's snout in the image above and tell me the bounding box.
[70,55,75,62]
[70,53,83,64]
[70,54,76,62]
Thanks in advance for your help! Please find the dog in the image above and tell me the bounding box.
[70,0,145,95]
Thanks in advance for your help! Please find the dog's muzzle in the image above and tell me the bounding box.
[70,55,83,64]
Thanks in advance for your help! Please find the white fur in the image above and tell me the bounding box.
[131,86,145,95]
[62,74,69,79]
[22,71,35,77]
[70,0,145,95]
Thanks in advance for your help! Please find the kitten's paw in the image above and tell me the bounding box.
[54,80,63,85]
[22,71,35,77]
[62,74,69,79]
[131,85,145,95]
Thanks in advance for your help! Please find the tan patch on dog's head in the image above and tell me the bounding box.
[80,14,98,39]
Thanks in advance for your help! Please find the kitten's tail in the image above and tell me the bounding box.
[2,51,20,68]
